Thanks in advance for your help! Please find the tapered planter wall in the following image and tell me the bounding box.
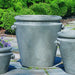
[0,47,12,74]
[57,30,75,74]
[14,15,62,67]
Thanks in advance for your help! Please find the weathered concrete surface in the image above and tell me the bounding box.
[2,69,46,75]
[1,62,71,75]
[47,69,70,75]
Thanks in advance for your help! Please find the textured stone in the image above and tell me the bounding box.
[10,62,22,69]
[1,62,71,75]
[2,69,46,75]
[47,68,70,75]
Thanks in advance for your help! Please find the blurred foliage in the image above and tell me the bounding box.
[64,0,75,17]
[14,2,23,12]
[0,0,75,34]
[1,9,16,34]
[49,0,68,16]
[70,0,75,15]
[18,8,35,15]
[30,3,50,15]
[0,9,4,27]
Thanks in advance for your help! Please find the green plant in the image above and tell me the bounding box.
[0,9,4,18]
[0,0,10,9]
[64,0,70,16]
[0,9,4,28]
[30,3,50,15]
[1,9,17,34]
[70,0,75,15]
[63,0,75,17]
[14,2,23,12]
[44,0,54,3]
[18,8,35,15]
[49,0,68,16]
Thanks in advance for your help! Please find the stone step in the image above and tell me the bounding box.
[2,62,71,75]
[47,69,70,75]
[2,69,46,75]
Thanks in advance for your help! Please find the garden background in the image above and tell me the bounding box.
[0,0,75,34]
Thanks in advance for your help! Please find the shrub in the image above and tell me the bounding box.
[0,0,10,9]
[14,2,23,12]
[0,9,4,28]
[70,0,75,15]
[49,0,68,17]
[1,9,17,34]
[30,3,50,15]
[18,8,35,15]
[44,0,54,3]
[64,0,75,17]
[0,9,4,18]
[23,0,54,7]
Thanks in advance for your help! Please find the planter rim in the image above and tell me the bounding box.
[0,47,12,53]
[57,38,75,42]
[58,30,75,39]
[0,52,12,56]
[14,22,62,26]
[15,15,62,21]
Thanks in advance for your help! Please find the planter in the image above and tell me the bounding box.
[57,30,75,74]
[0,47,13,74]
[12,15,62,67]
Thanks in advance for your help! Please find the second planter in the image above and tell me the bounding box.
[57,30,75,74]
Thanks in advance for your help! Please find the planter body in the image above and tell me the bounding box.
[14,15,62,67]
[57,30,75,74]
[0,47,12,74]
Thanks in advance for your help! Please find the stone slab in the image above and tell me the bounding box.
[47,69,71,75]
[9,62,22,69]
[2,69,46,75]
[1,62,72,75]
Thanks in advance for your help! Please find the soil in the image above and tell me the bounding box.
[0,18,75,37]
[0,29,16,37]
[61,18,75,25]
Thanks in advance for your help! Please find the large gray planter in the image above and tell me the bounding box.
[0,47,13,74]
[57,30,75,74]
[12,15,62,67]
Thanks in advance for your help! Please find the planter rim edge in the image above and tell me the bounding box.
[15,15,62,21]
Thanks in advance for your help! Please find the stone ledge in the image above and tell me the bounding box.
[1,62,71,75]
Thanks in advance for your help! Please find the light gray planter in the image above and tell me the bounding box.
[57,30,75,74]
[12,15,62,67]
[0,47,13,74]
